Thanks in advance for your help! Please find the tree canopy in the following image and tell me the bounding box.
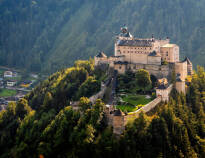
[0,64,205,158]
[136,69,152,93]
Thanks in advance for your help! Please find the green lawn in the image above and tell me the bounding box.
[122,94,152,106]
[116,94,152,112]
[4,76,21,81]
[0,89,17,97]
[116,105,138,113]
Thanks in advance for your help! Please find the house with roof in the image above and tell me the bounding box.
[20,80,32,88]
[4,71,13,78]
[6,80,16,87]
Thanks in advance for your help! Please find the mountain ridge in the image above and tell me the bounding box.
[0,0,205,73]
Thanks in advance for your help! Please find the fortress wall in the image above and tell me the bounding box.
[113,115,125,135]
[148,70,170,79]
[145,64,160,70]
[161,65,170,71]
[94,57,109,66]
[187,64,193,75]
[109,56,125,67]
[175,61,187,81]
[114,64,126,74]
[145,64,171,79]
[124,97,162,124]
[89,86,107,104]
[131,53,148,64]
[122,53,148,64]
[176,81,186,94]
[114,63,172,79]
[104,108,113,126]
[135,64,144,69]
[156,84,173,101]
[147,56,161,65]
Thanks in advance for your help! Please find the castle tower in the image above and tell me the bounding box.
[94,52,107,65]
[175,59,187,81]
[112,109,125,135]
[156,78,170,101]
[176,78,186,94]
[115,26,133,56]
[160,44,179,63]
[185,57,193,75]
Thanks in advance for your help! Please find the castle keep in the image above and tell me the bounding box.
[95,27,193,94]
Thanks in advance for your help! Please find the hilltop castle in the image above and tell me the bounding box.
[95,27,193,94]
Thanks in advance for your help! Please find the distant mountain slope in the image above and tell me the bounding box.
[0,0,205,73]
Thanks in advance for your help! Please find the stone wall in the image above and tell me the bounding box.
[94,56,109,65]
[89,84,107,104]
[176,81,186,94]
[70,82,108,109]
[113,115,125,135]
[175,61,187,81]
[124,97,162,124]
[147,56,161,65]
[156,84,173,101]
[113,62,174,80]
[111,96,163,134]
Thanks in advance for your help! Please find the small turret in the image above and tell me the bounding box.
[184,57,193,75]
[119,26,133,39]
[96,51,107,58]
[112,109,125,135]
[94,51,108,66]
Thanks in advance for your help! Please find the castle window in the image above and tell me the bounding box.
[119,66,121,69]
[123,51,125,53]
[128,51,129,53]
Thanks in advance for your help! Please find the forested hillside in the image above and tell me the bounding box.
[0,60,205,158]
[0,0,205,73]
